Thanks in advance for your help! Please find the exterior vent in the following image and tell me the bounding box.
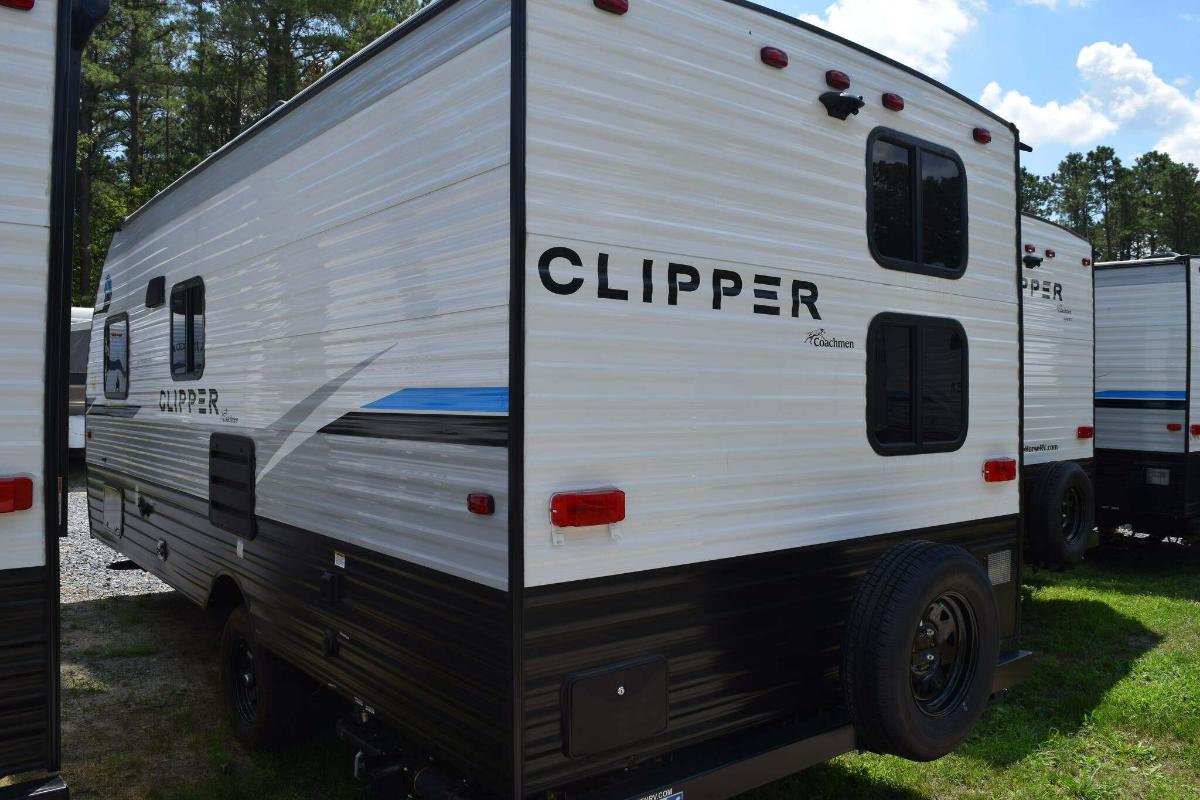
[209,433,256,538]
[987,550,1012,586]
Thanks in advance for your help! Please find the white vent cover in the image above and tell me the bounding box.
[987,550,1012,586]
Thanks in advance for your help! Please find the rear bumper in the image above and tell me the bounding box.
[991,648,1035,695]
[0,776,68,800]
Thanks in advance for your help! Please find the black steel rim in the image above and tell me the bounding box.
[1061,486,1084,544]
[232,637,259,725]
[911,592,978,717]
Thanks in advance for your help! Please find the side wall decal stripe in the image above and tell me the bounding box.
[319,412,509,447]
[1095,391,1187,400]
[364,386,509,413]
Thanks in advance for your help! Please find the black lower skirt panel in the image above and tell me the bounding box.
[1095,448,1197,533]
[522,515,1021,792]
[0,566,51,777]
[85,465,512,793]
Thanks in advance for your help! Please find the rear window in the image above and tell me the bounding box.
[104,314,129,400]
[868,129,967,279]
[867,313,968,455]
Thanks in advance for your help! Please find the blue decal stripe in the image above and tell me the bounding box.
[363,387,509,413]
[1095,390,1187,400]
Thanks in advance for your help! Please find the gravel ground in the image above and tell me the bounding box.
[62,478,171,604]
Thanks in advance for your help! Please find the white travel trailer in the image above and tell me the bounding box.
[85,0,1031,796]
[1020,214,1095,566]
[69,307,93,454]
[0,0,107,796]
[1094,253,1200,539]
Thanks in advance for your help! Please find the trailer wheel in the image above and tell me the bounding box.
[219,605,302,748]
[842,541,999,762]
[1032,462,1094,568]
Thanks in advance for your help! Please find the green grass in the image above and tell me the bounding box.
[745,540,1200,800]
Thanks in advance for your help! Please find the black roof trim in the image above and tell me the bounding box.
[122,0,1016,229]
[1020,212,1092,246]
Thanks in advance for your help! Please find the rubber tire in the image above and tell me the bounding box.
[842,541,999,762]
[219,605,303,748]
[1031,462,1094,568]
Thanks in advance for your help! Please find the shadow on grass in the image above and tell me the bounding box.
[957,597,1159,768]
[743,759,927,800]
[1065,538,1200,603]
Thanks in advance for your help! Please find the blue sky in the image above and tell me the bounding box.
[760,0,1200,175]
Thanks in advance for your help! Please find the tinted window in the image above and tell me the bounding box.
[871,141,914,263]
[868,129,967,278]
[868,314,967,455]
[104,315,129,400]
[170,278,205,380]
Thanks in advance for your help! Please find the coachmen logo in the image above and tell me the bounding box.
[804,328,855,349]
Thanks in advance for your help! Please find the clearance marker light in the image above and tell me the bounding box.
[882,93,905,111]
[1024,244,1036,254]
[1077,426,1094,439]
[0,0,35,9]
[467,493,495,516]
[1191,424,1200,436]
[551,489,626,528]
[1045,249,1056,258]
[1082,258,1092,267]
[983,458,1017,483]
[973,127,992,144]
[0,477,33,513]
[1168,423,1183,432]
[593,0,628,14]
[760,47,788,68]
[825,69,851,90]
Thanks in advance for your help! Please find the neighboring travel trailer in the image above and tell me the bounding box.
[70,307,93,455]
[1094,253,1200,539]
[1020,215,1095,566]
[0,0,107,797]
[85,0,1030,796]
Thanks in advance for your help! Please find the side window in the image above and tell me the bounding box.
[170,278,205,380]
[867,314,967,455]
[104,314,129,400]
[868,128,967,279]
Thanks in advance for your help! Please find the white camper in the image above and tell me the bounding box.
[1020,214,1095,566]
[1094,253,1199,539]
[69,307,93,454]
[85,0,1031,796]
[0,0,107,796]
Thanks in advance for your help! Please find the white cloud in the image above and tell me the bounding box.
[1018,0,1090,9]
[978,81,1117,146]
[798,0,982,80]
[980,42,1200,165]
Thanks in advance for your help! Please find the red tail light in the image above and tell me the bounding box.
[973,127,992,144]
[551,489,625,528]
[760,47,788,68]
[467,493,495,516]
[825,70,850,90]
[1168,423,1183,432]
[0,477,33,513]
[1190,425,1200,437]
[593,0,628,14]
[982,458,1016,483]
[0,0,35,9]
[1077,426,1094,439]
[881,93,904,111]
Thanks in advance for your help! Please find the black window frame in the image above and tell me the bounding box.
[103,312,130,401]
[866,312,969,456]
[866,127,969,280]
[170,276,206,381]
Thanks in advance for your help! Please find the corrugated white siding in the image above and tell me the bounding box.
[522,0,1020,586]
[1020,216,1093,466]
[0,0,57,570]
[1094,264,1187,453]
[87,9,512,589]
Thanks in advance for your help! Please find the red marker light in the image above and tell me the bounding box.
[1045,249,1056,258]
[1168,423,1183,432]
[0,477,33,513]
[0,0,35,9]
[1082,258,1092,267]
[467,493,495,515]
[982,458,1017,483]
[760,47,788,68]
[1076,426,1094,439]
[882,93,905,111]
[593,0,627,14]
[1024,244,1036,254]
[825,70,851,90]
[550,489,625,528]
[973,127,992,144]
[1191,425,1200,437]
